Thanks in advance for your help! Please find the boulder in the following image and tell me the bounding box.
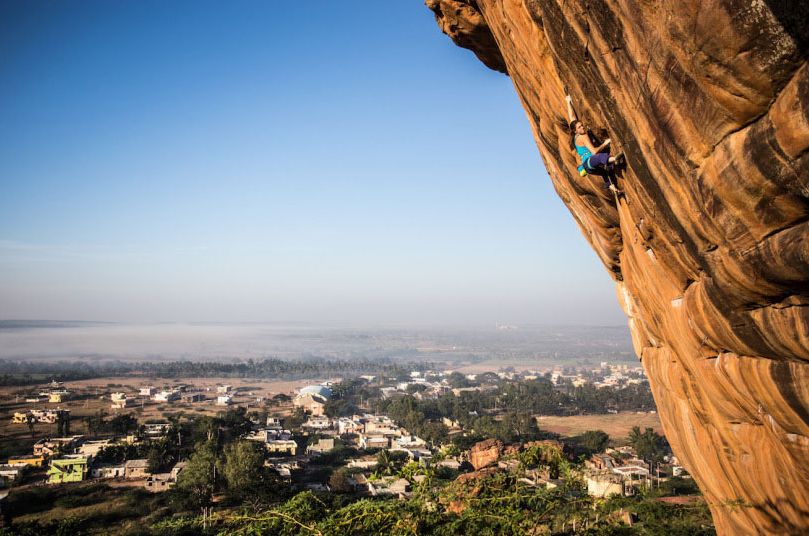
[428,2,809,534]
[469,438,503,470]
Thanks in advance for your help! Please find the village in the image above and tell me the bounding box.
[0,362,684,512]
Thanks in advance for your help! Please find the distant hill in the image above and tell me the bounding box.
[0,320,114,329]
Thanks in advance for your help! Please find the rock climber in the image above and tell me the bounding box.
[564,93,624,194]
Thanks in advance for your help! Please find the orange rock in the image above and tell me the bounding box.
[469,438,503,470]
[455,466,500,485]
[428,2,809,535]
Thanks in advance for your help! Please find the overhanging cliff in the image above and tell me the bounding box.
[426,1,809,534]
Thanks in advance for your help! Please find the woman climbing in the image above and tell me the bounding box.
[564,93,624,194]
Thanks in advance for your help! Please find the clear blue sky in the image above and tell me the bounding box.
[0,1,625,326]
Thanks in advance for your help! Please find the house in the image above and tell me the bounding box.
[587,454,616,471]
[266,416,282,429]
[586,473,624,498]
[77,439,113,457]
[586,461,651,498]
[170,461,187,481]
[612,464,651,479]
[293,394,326,416]
[303,416,332,430]
[266,440,297,455]
[153,390,180,403]
[13,409,70,425]
[143,423,170,437]
[144,473,173,492]
[139,386,156,397]
[359,435,390,450]
[111,392,131,409]
[34,436,82,457]
[441,417,460,429]
[124,459,150,479]
[0,465,24,486]
[337,417,364,435]
[395,435,426,449]
[91,464,126,479]
[369,476,411,498]
[216,395,232,406]
[216,385,232,394]
[306,438,335,455]
[182,393,204,403]
[363,416,398,435]
[11,412,30,424]
[48,391,69,403]
[47,456,89,484]
[6,455,45,468]
[34,409,69,424]
[346,456,378,469]
[293,385,331,416]
[347,473,372,493]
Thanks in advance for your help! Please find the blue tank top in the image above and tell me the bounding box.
[576,144,592,164]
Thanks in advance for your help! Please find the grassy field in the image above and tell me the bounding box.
[537,411,663,441]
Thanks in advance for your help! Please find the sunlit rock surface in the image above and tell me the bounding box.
[469,438,503,470]
[426,1,809,534]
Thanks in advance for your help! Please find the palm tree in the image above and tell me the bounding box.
[628,425,642,448]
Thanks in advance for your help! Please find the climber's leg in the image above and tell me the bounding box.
[586,152,611,171]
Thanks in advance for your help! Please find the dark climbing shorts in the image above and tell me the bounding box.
[586,152,611,171]
[585,152,613,187]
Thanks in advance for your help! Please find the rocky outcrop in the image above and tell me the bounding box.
[469,438,503,470]
[427,1,809,534]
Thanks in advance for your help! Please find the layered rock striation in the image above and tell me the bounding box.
[426,1,809,534]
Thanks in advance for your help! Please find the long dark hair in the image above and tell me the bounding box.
[569,120,580,150]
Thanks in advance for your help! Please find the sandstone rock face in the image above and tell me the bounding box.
[427,1,809,534]
[469,438,503,470]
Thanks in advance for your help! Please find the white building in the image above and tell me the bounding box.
[111,392,131,409]
[153,390,180,403]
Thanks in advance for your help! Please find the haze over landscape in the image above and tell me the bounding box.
[0,321,634,363]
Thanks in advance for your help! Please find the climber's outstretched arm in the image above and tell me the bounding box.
[565,94,577,124]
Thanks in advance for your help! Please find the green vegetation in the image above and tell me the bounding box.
[627,427,667,464]
[137,473,713,536]
[0,358,436,386]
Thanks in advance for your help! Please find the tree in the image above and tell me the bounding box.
[375,450,409,477]
[56,411,70,436]
[502,412,540,442]
[218,407,253,443]
[270,393,291,406]
[176,441,218,508]
[25,413,35,438]
[576,430,610,456]
[628,426,667,464]
[147,441,175,473]
[406,383,429,394]
[284,407,307,430]
[109,414,137,435]
[447,372,472,389]
[328,467,354,493]
[222,440,265,498]
[85,410,107,437]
